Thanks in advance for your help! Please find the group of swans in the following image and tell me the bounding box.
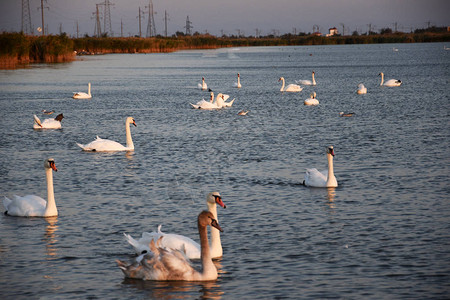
[304,92,319,106]
[73,82,92,99]
[117,210,223,281]
[199,73,242,90]
[4,158,59,217]
[77,117,137,152]
[118,192,226,281]
[303,146,338,188]
[33,113,64,129]
[191,92,235,110]
[124,192,226,259]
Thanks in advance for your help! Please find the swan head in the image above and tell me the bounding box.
[198,211,223,232]
[378,72,384,76]
[126,117,137,127]
[45,158,57,172]
[237,73,240,77]
[326,146,335,157]
[207,192,226,208]
[278,77,284,82]
[54,113,64,122]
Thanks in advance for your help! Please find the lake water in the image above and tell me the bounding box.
[0,43,449,299]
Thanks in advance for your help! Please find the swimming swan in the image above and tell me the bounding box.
[33,113,64,129]
[116,210,223,281]
[379,72,402,87]
[3,158,58,217]
[124,192,226,259]
[76,117,137,151]
[279,77,303,92]
[303,146,338,188]
[296,71,316,86]
[357,83,367,94]
[198,77,208,90]
[233,73,242,88]
[304,92,319,106]
[73,82,92,99]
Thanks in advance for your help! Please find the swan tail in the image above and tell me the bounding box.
[76,142,86,150]
[123,233,141,251]
[157,224,163,234]
[3,196,12,210]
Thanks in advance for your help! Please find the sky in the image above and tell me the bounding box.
[0,0,449,37]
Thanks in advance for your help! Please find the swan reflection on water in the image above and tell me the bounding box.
[44,216,59,259]
[326,188,336,210]
[121,278,224,299]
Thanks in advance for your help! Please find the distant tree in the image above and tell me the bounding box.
[352,31,359,36]
[175,31,185,37]
[380,28,393,35]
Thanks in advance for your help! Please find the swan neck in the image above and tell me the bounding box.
[380,73,384,86]
[88,83,91,96]
[207,203,222,257]
[280,78,285,91]
[312,73,316,85]
[326,153,337,187]
[44,167,57,216]
[125,120,134,149]
[198,222,216,278]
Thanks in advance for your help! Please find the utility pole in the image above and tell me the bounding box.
[146,0,156,37]
[98,0,114,37]
[59,23,62,35]
[121,18,123,37]
[21,0,33,35]
[138,7,146,37]
[76,21,79,38]
[38,0,49,35]
[93,4,102,37]
[255,28,260,38]
[163,10,169,37]
[185,16,192,35]
[340,23,345,36]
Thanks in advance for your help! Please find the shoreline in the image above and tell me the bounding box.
[1,32,449,69]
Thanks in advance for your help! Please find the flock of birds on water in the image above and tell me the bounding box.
[4,69,403,282]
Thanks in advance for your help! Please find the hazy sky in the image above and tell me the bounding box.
[1,0,449,37]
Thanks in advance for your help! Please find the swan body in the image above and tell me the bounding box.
[190,92,234,109]
[304,146,338,188]
[198,77,207,90]
[33,114,64,129]
[304,92,319,106]
[116,210,223,281]
[357,83,367,94]
[73,82,92,99]
[379,72,402,87]
[3,158,58,217]
[279,77,303,92]
[233,73,242,88]
[296,71,316,86]
[76,117,136,151]
[124,192,226,259]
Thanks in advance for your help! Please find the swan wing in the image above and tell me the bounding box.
[285,84,303,92]
[4,195,46,216]
[77,137,127,151]
[191,100,219,110]
[38,119,62,129]
[33,115,42,127]
[142,231,201,259]
[384,79,402,87]
[304,168,327,187]
[296,80,312,85]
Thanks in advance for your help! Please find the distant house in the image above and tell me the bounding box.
[313,32,322,37]
[326,27,338,37]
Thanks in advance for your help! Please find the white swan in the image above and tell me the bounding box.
[303,146,338,188]
[304,92,319,106]
[33,113,64,129]
[198,77,207,90]
[357,83,367,94]
[117,210,223,281]
[379,72,402,87]
[73,82,92,99]
[124,192,226,259]
[191,92,220,109]
[296,71,316,86]
[233,73,242,88]
[3,158,58,217]
[219,93,235,107]
[279,77,303,92]
[76,117,136,151]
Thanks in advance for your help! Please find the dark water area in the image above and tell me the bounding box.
[0,43,449,299]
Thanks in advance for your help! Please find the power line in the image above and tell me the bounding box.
[146,0,156,37]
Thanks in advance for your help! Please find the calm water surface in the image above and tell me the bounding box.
[0,43,449,299]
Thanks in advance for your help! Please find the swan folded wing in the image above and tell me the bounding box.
[142,231,201,259]
[296,80,311,85]
[33,115,42,127]
[305,168,328,187]
[4,195,46,216]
